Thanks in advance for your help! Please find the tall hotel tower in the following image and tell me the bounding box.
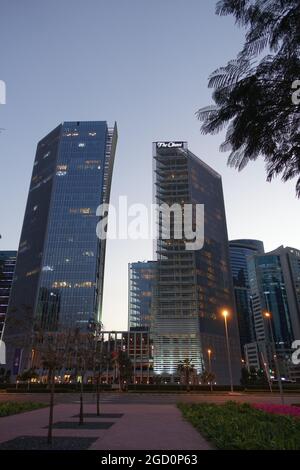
[152,141,241,384]
[3,121,117,375]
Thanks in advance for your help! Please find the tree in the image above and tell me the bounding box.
[197,0,300,196]
[177,358,195,392]
[72,328,94,425]
[93,349,111,416]
[240,365,268,386]
[36,330,73,445]
[111,350,132,391]
[200,370,216,389]
[17,368,39,391]
[3,304,35,375]
[0,367,10,384]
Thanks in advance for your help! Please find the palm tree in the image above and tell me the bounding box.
[197,0,300,196]
[177,359,195,392]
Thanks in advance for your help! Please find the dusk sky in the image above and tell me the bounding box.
[1,0,299,331]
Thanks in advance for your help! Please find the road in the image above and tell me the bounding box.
[0,391,299,405]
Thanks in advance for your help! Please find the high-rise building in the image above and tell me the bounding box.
[245,246,300,381]
[128,261,157,330]
[0,251,17,336]
[96,330,153,385]
[3,121,117,375]
[229,239,264,356]
[248,248,299,347]
[152,141,241,384]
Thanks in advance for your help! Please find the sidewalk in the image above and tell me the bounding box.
[0,403,212,450]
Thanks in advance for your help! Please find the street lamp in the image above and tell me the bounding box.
[207,349,213,392]
[264,312,284,405]
[222,309,234,393]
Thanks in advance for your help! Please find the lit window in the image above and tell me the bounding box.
[88,132,97,136]
[80,208,91,214]
[42,266,54,272]
[26,268,40,277]
[52,281,72,288]
[78,142,86,148]
[74,281,93,288]
[83,251,94,257]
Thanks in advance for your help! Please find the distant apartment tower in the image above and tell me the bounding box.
[0,251,17,336]
[229,239,264,356]
[4,121,117,375]
[245,246,300,380]
[152,141,241,384]
[128,261,157,329]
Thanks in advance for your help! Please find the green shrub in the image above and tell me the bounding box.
[178,401,300,450]
[0,401,46,417]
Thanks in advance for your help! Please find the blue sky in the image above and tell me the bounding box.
[1,0,299,330]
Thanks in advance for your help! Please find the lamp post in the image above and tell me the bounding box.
[264,312,284,405]
[207,349,213,392]
[222,310,233,393]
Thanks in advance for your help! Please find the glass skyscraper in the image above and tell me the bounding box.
[0,251,17,337]
[229,239,264,356]
[3,121,117,375]
[248,246,300,347]
[128,261,157,329]
[245,246,300,380]
[152,142,241,384]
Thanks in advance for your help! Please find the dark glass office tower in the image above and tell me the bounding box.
[4,121,117,375]
[248,246,300,346]
[128,261,157,329]
[0,251,17,336]
[245,247,300,379]
[152,142,241,384]
[229,239,264,356]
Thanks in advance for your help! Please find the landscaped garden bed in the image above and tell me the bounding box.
[0,402,46,417]
[178,401,300,450]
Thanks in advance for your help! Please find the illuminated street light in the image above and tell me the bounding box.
[207,349,213,392]
[222,309,233,393]
[264,311,284,405]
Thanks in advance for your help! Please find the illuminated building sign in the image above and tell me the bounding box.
[156,141,184,149]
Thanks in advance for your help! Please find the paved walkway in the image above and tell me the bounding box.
[1,391,299,405]
[0,403,212,450]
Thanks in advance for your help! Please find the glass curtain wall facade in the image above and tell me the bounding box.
[128,261,157,329]
[0,251,17,337]
[152,142,241,384]
[248,253,294,347]
[246,247,300,379]
[229,239,264,356]
[4,121,117,375]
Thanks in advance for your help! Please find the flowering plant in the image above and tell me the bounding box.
[252,403,300,418]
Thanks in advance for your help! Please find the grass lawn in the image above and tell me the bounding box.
[0,402,47,418]
[178,401,300,450]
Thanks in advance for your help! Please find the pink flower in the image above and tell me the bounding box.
[252,403,300,418]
